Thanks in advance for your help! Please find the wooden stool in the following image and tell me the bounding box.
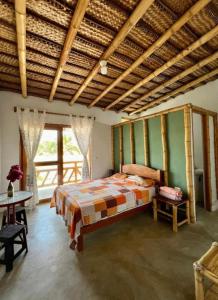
[152,195,190,232]
[0,224,28,272]
[2,206,28,233]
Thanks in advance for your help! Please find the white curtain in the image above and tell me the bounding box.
[70,116,94,181]
[17,108,46,209]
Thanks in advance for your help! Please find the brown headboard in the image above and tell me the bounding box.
[122,164,164,184]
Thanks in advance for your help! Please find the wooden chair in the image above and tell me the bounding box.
[193,242,218,300]
[2,206,28,233]
[0,224,28,272]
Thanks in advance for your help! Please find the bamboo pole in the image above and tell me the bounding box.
[130,123,135,164]
[88,0,212,108]
[202,114,212,210]
[69,0,154,106]
[111,127,115,171]
[122,51,218,112]
[119,126,123,172]
[130,68,218,115]
[192,105,217,117]
[105,25,218,110]
[49,0,89,102]
[161,115,168,185]
[184,106,196,222]
[213,114,218,199]
[15,0,27,98]
[143,119,149,166]
[113,104,189,127]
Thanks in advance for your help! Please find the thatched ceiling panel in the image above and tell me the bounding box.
[0,0,217,112]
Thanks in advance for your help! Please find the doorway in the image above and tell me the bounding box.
[192,108,218,211]
[20,124,84,201]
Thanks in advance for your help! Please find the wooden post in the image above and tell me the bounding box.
[119,126,123,171]
[202,114,212,211]
[49,0,90,101]
[193,264,204,300]
[130,123,135,164]
[111,127,115,171]
[143,119,149,166]
[161,114,168,185]
[213,114,218,200]
[184,106,196,222]
[15,0,27,98]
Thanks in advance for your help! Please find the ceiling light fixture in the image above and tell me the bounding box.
[100,60,107,75]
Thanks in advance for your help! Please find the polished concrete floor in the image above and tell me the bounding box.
[0,203,218,300]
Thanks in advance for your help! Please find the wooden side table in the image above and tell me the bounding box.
[152,195,190,232]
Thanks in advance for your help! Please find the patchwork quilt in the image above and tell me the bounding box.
[51,177,155,243]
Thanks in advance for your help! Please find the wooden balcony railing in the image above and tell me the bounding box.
[36,161,83,188]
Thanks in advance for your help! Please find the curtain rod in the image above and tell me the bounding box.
[13,107,95,120]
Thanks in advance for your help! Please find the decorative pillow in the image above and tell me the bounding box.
[111,173,127,180]
[128,175,155,187]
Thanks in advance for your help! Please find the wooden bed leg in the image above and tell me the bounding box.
[77,234,84,252]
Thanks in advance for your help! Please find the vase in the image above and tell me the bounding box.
[7,181,14,197]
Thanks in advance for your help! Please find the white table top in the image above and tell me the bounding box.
[0,191,33,207]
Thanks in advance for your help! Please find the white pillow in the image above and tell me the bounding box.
[128,175,155,187]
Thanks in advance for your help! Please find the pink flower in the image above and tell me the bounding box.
[7,165,23,182]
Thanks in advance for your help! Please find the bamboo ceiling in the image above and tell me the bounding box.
[0,0,218,115]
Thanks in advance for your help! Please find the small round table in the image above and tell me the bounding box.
[0,191,33,224]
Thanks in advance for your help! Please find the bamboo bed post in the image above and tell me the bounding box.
[15,0,27,98]
[161,114,168,185]
[184,106,196,223]
[143,119,149,166]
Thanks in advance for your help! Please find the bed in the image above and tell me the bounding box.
[51,164,163,251]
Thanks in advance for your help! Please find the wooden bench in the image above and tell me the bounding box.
[0,224,28,272]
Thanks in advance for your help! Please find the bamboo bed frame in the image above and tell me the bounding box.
[76,164,164,252]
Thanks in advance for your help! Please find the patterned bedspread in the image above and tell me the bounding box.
[51,177,155,244]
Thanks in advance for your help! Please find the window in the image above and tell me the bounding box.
[32,124,83,200]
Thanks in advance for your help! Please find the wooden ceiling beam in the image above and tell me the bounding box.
[130,68,218,115]
[121,51,218,112]
[104,25,218,110]
[69,0,155,106]
[49,0,90,102]
[15,0,27,98]
[88,0,212,108]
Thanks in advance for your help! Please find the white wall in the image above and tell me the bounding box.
[0,91,125,193]
[140,79,218,117]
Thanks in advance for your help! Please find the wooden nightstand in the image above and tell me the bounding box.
[152,195,191,232]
